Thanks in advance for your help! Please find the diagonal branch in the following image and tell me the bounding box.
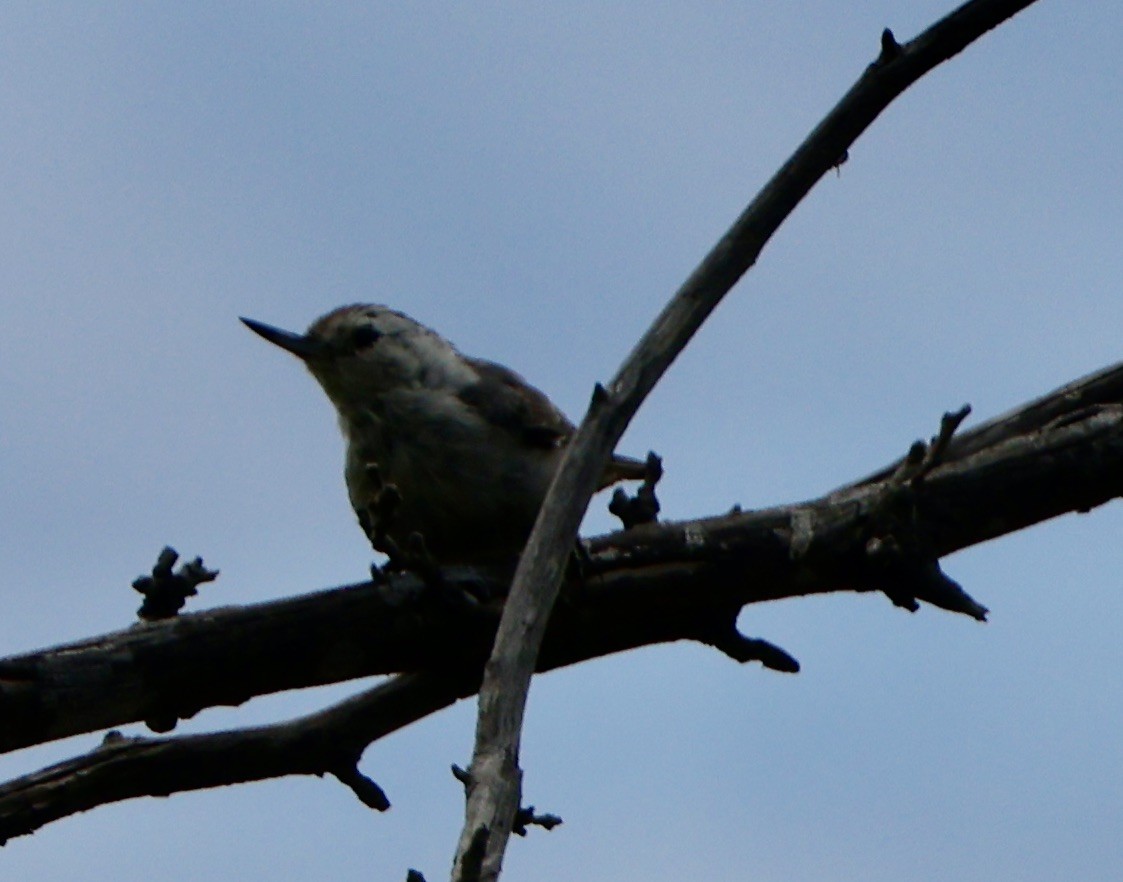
[839,362,1123,492]
[2,367,1123,841]
[1,354,1119,762]
[0,672,469,845]
[452,1,1043,878]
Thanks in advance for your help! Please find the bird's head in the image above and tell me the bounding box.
[240,304,474,416]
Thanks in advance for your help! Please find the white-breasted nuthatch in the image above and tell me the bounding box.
[241,304,646,564]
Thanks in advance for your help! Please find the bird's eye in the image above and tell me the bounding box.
[351,325,382,350]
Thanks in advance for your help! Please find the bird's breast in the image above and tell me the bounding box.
[340,389,560,562]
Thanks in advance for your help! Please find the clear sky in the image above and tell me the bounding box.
[1,3,1121,880]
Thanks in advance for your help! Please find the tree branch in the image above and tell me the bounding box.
[453,1,1042,878]
[0,672,469,845]
[4,350,1121,843]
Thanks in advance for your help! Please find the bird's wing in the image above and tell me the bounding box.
[458,357,574,449]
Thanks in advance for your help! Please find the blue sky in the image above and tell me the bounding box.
[1,3,1121,880]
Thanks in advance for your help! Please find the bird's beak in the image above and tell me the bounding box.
[240,317,327,361]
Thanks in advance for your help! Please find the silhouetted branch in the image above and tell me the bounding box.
[2,358,1119,762]
[453,1,1043,877]
[0,358,1121,842]
[0,672,466,845]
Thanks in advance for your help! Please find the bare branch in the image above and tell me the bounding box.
[1,368,1122,839]
[453,2,1043,877]
[837,363,1123,493]
[0,571,500,755]
[0,672,468,845]
[2,357,1120,762]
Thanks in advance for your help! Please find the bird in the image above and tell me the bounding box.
[241,304,646,565]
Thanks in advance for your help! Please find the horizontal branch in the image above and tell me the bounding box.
[0,356,1122,841]
[0,672,468,845]
[2,357,1121,760]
